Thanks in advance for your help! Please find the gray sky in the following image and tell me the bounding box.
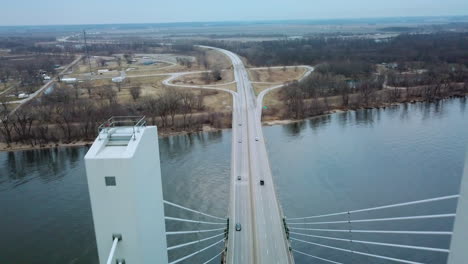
[1,0,468,26]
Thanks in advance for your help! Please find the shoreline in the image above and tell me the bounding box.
[263,94,467,126]
[0,126,233,152]
[1,95,466,152]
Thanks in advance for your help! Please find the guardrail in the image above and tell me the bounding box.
[285,194,459,264]
[97,116,146,140]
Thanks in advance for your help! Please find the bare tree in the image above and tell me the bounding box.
[115,56,122,71]
[211,66,222,82]
[338,82,350,106]
[163,89,181,126]
[388,86,402,102]
[123,53,133,64]
[179,91,197,128]
[0,102,13,147]
[54,104,75,142]
[142,96,160,125]
[12,109,35,145]
[97,58,106,67]
[96,86,117,104]
[130,86,141,101]
[358,81,375,107]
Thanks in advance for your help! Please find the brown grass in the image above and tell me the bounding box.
[172,70,234,86]
[252,83,278,95]
[210,50,232,69]
[248,67,306,83]
[74,74,233,111]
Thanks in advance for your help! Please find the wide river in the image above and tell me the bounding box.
[0,98,467,264]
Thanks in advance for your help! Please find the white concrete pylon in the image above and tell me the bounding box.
[448,151,468,264]
[85,125,168,264]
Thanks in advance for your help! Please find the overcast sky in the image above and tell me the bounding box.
[1,0,468,26]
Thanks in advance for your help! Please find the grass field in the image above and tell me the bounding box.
[171,70,234,86]
[248,67,306,83]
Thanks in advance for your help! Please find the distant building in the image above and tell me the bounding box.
[98,69,110,75]
[18,93,29,99]
[112,76,126,83]
[62,78,77,84]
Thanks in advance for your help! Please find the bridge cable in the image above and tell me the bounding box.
[287,213,456,225]
[163,200,226,220]
[289,227,453,235]
[291,237,424,264]
[166,227,226,235]
[290,232,449,253]
[292,249,344,264]
[202,250,224,264]
[168,238,224,264]
[106,237,119,264]
[165,216,226,225]
[286,194,459,221]
[167,232,225,251]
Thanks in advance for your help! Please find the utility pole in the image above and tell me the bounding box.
[83,30,92,76]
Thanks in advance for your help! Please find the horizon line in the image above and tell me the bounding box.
[1,14,468,28]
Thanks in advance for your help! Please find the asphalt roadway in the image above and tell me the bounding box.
[200,46,297,264]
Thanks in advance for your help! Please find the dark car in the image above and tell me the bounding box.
[260,180,264,185]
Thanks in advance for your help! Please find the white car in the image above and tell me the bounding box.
[255,137,259,141]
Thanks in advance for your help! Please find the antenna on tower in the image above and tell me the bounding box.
[83,30,92,76]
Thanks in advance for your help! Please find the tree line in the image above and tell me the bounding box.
[205,32,468,67]
[278,72,468,120]
[0,85,230,148]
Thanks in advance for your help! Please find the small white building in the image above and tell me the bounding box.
[18,93,29,99]
[98,69,110,74]
[62,78,77,84]
[112,76,126,83]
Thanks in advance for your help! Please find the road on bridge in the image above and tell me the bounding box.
[200,46,296,264]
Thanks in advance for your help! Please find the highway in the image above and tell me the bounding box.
[199,46,302,264]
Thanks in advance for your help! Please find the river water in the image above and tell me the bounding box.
[0,98,466,264]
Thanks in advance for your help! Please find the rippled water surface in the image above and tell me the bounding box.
[0,98,466,264]
[264,98,467,263]
[0,131,231,264]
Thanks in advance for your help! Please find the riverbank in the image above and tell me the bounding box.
[0,124,230,152]
[1,95,466,152]
[263,93,468,126]
[0,141,93,152]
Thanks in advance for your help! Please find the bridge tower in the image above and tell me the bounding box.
[84,117,168,264]
[448,152,468,263]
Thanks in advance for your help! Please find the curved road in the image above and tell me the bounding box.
[199,46,313,264]
[165,46,313,263]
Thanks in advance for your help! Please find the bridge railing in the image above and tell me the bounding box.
[163,200,228,264]
[285,194,459,264]
[97,116,147,140]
